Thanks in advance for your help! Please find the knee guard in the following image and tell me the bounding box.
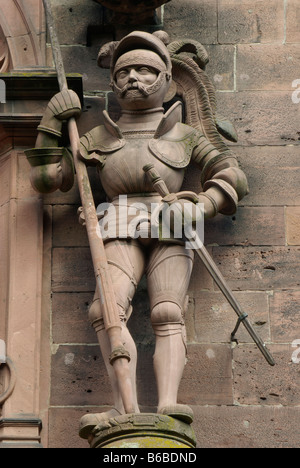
[88,296,132,333]
[151,301,183,328]
[151,301,186,350]
[151,298,188,353]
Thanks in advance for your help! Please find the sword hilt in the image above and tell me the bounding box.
[143,164,177,204]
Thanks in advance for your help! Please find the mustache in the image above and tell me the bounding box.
[120,82,150,97]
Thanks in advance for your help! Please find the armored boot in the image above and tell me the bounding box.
[151,303,193,425]
[79,287,140,440]
[79,321,140,439]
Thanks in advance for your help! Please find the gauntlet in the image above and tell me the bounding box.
[25,90,80,194]
[160,191,204,242]
[37,89,81,138]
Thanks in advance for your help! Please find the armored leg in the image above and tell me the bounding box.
[79,239,145,439]
[147,243,194,423]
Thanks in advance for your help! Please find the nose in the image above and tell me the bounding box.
[128,69,138,83]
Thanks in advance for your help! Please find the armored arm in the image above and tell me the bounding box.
[192,139,249,218]
[25,89,81,193]
[165,37,249,218]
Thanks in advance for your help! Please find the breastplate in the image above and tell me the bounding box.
[98,132,185,200]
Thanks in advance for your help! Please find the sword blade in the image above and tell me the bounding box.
[143,164,275,367]
[186,226,275,367]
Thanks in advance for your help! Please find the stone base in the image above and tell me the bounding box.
[88,413,197,449]
[0,417,42,448]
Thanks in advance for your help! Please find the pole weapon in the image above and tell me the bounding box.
[42,0,135,413]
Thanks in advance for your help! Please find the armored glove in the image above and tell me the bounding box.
[25,90,80,193]
[198,166,249,218]
[37,89,82,138]
[160,191,204,242]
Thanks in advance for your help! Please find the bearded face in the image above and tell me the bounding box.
[116,65,158,96]
[112,49,172,110]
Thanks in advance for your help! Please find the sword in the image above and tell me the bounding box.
[143,163,275,367]
[43,0,135,413]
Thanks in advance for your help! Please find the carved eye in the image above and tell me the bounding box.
[138,66,155,74]
[117,69,128,79]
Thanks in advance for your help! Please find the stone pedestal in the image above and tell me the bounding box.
[87,413,197,449]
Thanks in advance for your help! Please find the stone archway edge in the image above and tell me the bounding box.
[0,0,44,71]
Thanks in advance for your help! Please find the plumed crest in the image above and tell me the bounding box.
[97,41,119,69]
[167,39,238,146]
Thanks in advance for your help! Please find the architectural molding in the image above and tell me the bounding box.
[0,417,42,447]
[0,0,45,71]
[0,148,44,447]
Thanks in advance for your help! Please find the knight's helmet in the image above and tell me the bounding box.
[107,31,173,109]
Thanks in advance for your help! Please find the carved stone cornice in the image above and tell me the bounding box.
[0,72,83,102]
[94,0,171,13]
[0,73,83,152]
[0,417,42,447]
[93,0,171,24]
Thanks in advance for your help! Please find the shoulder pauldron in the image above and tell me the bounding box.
[149,123,201,169]
[79,105,203,169]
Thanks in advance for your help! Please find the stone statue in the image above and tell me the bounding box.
[25,31,248,440]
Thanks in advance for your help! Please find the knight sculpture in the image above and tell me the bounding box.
[25,31,249,439]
